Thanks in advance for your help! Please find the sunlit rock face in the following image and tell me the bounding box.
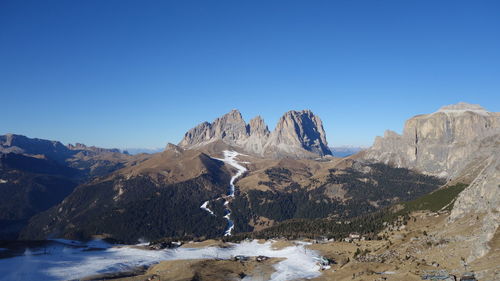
[363,102,500,178]
[449,154,500,261]
[263,110,331,158]
[243,116,270,155]
[178,110,249,149]
[179,109,332,158]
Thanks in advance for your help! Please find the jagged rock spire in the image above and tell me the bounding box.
[178,109,332,158]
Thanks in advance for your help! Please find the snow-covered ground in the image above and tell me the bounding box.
[0,239,322,281]
[202,150,248,236]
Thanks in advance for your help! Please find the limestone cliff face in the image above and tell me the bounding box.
[449,150,500,262]
[178,110,248,148]
[243,116,270,155]
[363,102,500,262]
[264,110,331,158]
[364,102,500,178]
[179,109,332,158]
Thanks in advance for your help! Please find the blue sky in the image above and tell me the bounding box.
[1,0,499,149]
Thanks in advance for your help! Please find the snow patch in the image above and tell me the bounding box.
[0,239,322,281]
[200,201,215,216]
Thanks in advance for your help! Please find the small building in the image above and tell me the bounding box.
[314,236,328,244]
[349,232,361,240]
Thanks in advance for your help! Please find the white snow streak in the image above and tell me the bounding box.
[213,150,248,197]
[0,239,322,281]
[204,150,248,236]
[200,201,215,216]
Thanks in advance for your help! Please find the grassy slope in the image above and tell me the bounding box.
[400,183,468,213]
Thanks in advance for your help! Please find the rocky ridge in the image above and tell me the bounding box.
[0,134,122,161]
[179,109,332,158]
[363,102,500,178]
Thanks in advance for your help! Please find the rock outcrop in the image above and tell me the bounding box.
[179,109,332,158]
[244,116,270,155]
[449,153,500,262]
[178,110,248,149]
[363,102,500,178]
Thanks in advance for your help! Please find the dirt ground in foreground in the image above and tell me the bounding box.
[309,211,499,281]
[110,257,283,281]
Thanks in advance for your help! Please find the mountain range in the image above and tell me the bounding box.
[0,134,139,239]
[1,103,499,272]
[179,109,332,158]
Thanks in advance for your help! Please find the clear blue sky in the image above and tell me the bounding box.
[1,0,499,149]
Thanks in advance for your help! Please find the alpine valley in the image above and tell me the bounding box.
[1,103,499,281]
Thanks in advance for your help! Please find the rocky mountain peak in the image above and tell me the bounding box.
[226,109,244,119]
[67,143,121,154]
[164,143,184,154]
[248,116,270,136]
[264,110,331,157]
[67,143,87,150]
[212,109,247,145]
[179,109,332,158]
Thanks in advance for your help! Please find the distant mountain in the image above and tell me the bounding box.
[0,153,80,240]
[0,134,130,177]
[21,145,232,243]
[362,102,500,178]
[0,134,139,240]
[330,146,366,158]
[122,148,164,155]
[179,109,332,158]
[0,134,121,163]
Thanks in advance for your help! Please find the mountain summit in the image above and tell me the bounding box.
[362,102,499,178]
[179,109,332,158]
